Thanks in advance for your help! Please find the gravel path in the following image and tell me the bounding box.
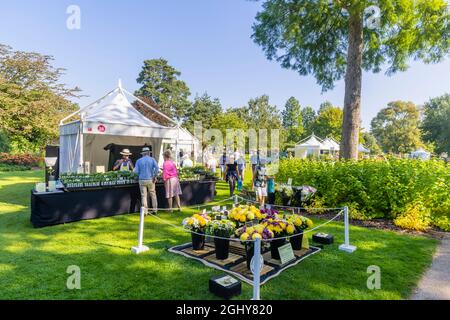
[411,234,450,300]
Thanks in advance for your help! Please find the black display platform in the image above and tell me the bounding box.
[30,180,216,228]
[169,241,320,285]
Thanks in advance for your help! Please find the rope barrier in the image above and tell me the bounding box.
[145,195,243,211]
[236,195,344,211]
[145,207,343,243]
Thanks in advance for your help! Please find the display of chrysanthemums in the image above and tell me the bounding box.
[182,210,314,240]
[259,207,279,220]
[182,212,212,233]
[227,205,264,224]
[235,224,274,241]
[287,214,314,232]
[261,218,296,237]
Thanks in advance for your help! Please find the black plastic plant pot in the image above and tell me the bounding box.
[214,238,230,260]
[270,238,286,260]
[245,243,254,270]
[289,232,304,251]
[281,196,291,206]
[191,232,205,250]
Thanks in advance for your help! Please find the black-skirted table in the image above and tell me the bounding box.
[30,180,216,228]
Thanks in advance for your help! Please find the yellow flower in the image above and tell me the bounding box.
[286,225,295,234]
[252,233,262,240]
[246,226,255,234]
[255,225,264,234]
[240,233,250,241]
[247,212,255,220]
[307,219,313,228]
[239,215,246,222]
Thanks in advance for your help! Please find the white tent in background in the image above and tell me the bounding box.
[322,137,340,154]
[410,148,431,160]
[289,134,324,159]
[358,144,370,153]
[59,80,199,173]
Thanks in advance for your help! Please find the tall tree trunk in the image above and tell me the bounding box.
[341,13,363,159]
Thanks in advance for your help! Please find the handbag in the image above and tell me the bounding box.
[237,179,243,191]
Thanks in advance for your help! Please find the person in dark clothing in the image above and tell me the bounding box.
[224,155,239,196]
[219,151,228,180]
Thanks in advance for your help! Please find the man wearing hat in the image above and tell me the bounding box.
[113,149,134,171]
[134,147,159,214]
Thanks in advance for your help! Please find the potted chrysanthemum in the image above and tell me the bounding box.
[287,215,314,250]
[205,219,236,260]
[227,205,263,226]
[182,212,211,250]
[235,224,274,269]
[262,218,296,260]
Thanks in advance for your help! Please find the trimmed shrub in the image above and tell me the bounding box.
[275,158,450,231]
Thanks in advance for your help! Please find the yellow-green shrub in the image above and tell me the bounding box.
[275,158,449,230]
[394,203,431,231]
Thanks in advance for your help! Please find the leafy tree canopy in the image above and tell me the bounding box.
[135,58,191,121]
[282,96,303,144]
[300,105,317,137]
[184,92,222,133]
[252,0,450,91]
[421,93,450,154]
[0,44,79,153]
[313,103,343,140]
[371,100,424,153]
[361,131,382,154]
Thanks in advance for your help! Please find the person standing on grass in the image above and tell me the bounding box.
[134,147,159,215]
[219,150,228,180]
[253,158,267,207]
[206,154,218,175]
[162,150,182,213]
[236,153,246,181]
[224,155,239,196]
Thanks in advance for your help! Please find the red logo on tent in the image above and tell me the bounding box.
[97,125,106,132]
[87,127,92,132]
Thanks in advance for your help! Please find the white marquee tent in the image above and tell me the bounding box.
[289,134,324,158]
[322,137,340,153]
[410,148,431,160]
[288,134,372,158]
[358,144,370,153]
[59,81,199,173]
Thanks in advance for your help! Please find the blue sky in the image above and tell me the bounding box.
[1,0,449,130]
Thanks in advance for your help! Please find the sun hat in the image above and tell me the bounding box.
[120,149,132,156]
[141,147,151,154]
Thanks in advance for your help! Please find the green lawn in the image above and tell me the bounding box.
[0,170,438,299]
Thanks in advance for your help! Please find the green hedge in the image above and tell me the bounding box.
[275,159,450,231]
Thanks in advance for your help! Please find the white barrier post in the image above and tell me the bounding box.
[251,237,262,300]
[131,207,150,254]
[339,206,357,253]
[234,194,238,207]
